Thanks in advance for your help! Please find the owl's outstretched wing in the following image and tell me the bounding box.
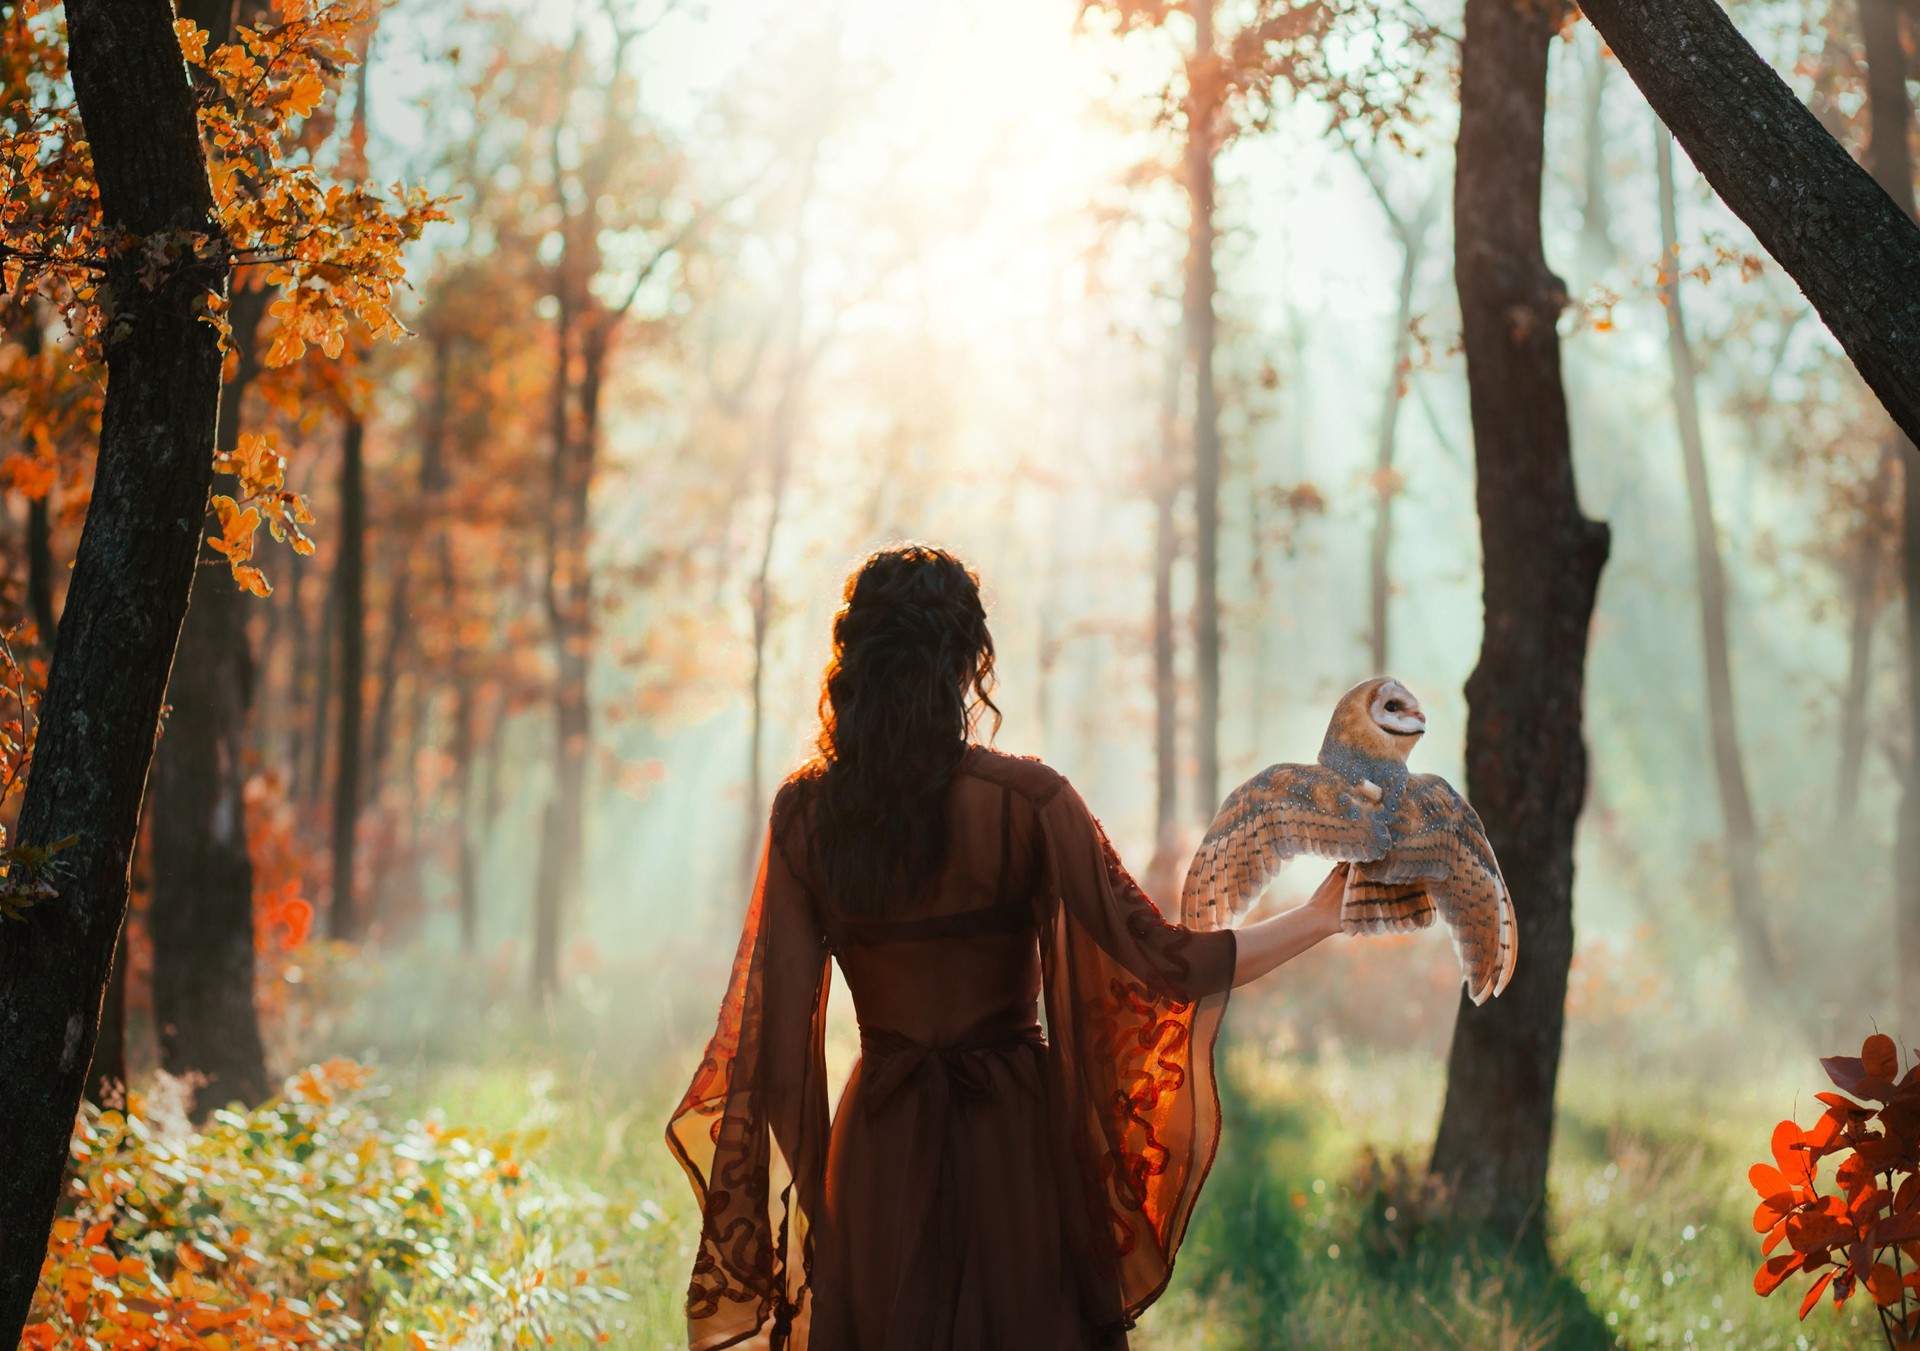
[1363,774,1515,1005]
[1179,763,1392,931]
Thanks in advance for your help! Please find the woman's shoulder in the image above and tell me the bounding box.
[958,745,1070,806]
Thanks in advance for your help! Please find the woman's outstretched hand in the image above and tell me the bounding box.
[1229,863,1349,989]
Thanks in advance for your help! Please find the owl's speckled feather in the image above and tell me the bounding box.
[1179,678,1516,1005]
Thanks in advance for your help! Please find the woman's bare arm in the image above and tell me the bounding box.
[1230,863,1348,988]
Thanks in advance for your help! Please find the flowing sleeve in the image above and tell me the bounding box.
[666,783,832,1351]
[1034,775,1236,1330]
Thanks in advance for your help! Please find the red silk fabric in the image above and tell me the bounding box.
[666,748,1236,1350]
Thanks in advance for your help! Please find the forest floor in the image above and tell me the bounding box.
[322,950,1887,1351]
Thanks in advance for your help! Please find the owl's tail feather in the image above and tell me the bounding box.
[1341,881,1435,936]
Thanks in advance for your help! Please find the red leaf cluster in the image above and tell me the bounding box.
[1749,1034,1920,1345]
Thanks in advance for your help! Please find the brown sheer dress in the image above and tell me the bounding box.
[666,747,1237,1351]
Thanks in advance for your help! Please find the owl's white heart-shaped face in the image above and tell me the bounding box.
[1324,676,1428,765]
[1369,680,1426,741]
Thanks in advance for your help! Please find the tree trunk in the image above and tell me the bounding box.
[1428,0,1610,1254]
[363,565,410,808]
[453,677,478,951]
[19,310,58,648]
[303,567,336,808]
[1835,448,1891,824]
[1367,211,1427,675]
[147,282,271,1119]
[1147,342,1183,904]
[532,297,599,998]
[87,935,126,1106]
[745,308,811,871]
[1656,127,1782,995]
[0,0,228,1334]
[329,415,365,940]
[1186,0,1222,819]
[1856,0,1920,1036]
[1577,25,1615,274]
[1576,0,1920,446]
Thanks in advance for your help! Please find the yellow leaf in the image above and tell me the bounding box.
[174,17,209,64]
[234,564,272,598]
[284,71,324,121]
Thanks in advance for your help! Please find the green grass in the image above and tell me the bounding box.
[318,956,1890,1350]
[1137,1042,1887,1351]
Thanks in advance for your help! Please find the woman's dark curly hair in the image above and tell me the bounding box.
[799,544,1000,918]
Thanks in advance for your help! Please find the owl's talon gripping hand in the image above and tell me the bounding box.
[1179,677,1517,1004]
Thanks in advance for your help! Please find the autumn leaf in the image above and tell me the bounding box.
[283,70,325,120]
[1869,1262,1905,1305]
[1865,1034,1901,1081]
[174,16,209,64]
[1798,1267,1835,1319]
[1750,1161,1793,1202]
[1755,1251,1807,1296]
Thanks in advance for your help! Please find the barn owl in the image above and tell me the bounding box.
[1179,677,1517,1005]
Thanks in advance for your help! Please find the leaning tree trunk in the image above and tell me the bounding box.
[1428,0,1610,1254]
[0,0,229,1335]
[146,281,271,1118]
[1186,0,1222,818]
[1576,0,1920,448]
[1656,127,1783,997]
[1856,0,1920,1037]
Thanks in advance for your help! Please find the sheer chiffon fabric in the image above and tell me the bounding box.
[666,748,1236,1350]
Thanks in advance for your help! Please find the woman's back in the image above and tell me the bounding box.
[802,748,1051,1046]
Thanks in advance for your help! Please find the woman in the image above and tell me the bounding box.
[667,545,1347,1351]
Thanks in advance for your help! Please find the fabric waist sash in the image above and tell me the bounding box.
[856,1008,1046,1111]
[852,1007,1048,1349]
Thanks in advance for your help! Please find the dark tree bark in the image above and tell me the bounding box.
[88,936,126,1106]
[1427,0,1610,1253]
[0,0,229,1335]
[329,414,365,940]
[1576,0,1920,447]
[1855,0,1920,1036]
[2,312,120,1107]
[1186,0,1223,819]
[148,282,271,1118]
[1656,127,1782,995]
